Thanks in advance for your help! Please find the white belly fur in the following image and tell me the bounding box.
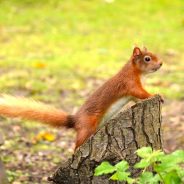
[99,96,132,126]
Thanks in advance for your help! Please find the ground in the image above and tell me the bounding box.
[0,0,183,183]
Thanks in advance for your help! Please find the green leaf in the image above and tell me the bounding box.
[110,172,118,180]
[140,171,153,180]
[117,171,130,181]
[155,161,180,173]
[151,174,161,184]
[94,148,184,183]
[170,150,184,163]
[178,169,184,184]
[154,150,184,175]
[136,147,153,158]
[163,170,182,184]
[134,159,150,169]
[127,177,136,184]
[135,148,164,170]
[138,172,160,184]
[94,161,116,176]
[157,150,184,164]
[110,171,130,181]
[151,150,165,162]
[115,160,129,171]
[178,169,184,178]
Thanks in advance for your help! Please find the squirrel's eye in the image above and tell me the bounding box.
[144,56,151,62]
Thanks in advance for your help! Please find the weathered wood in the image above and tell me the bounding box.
[49,95,163,184]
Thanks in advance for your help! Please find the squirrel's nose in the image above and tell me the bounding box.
[159,62,163,67]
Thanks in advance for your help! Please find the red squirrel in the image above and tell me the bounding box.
[0,47,162,150]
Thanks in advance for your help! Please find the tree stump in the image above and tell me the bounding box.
[49,95,163,184]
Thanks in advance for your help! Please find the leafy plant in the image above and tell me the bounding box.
[94,147,184,184]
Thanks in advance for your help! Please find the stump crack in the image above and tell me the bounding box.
[141,104,153,147]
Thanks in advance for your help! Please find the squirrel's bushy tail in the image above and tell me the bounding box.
[0,94,74,128]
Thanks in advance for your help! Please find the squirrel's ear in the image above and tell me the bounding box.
[133,47,142,57]
[143,46,147,52]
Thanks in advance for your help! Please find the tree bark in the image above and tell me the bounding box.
[49,95,163,184]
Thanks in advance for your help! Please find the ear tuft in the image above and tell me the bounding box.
[143,46,147,52]
[133,47,142,57]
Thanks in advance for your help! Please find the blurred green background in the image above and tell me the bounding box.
[0,0,183,102]
[0,0,183,183]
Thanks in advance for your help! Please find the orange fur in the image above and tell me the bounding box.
[0,95,68,127]
[74,47,162,149]
[0,47,162,150]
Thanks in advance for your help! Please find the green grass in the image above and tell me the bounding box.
[0,0,183,102]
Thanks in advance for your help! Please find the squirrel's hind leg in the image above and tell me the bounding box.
[74,126,96,151]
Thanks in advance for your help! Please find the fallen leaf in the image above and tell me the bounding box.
[33,131,56,143]
[33,61,47,69]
